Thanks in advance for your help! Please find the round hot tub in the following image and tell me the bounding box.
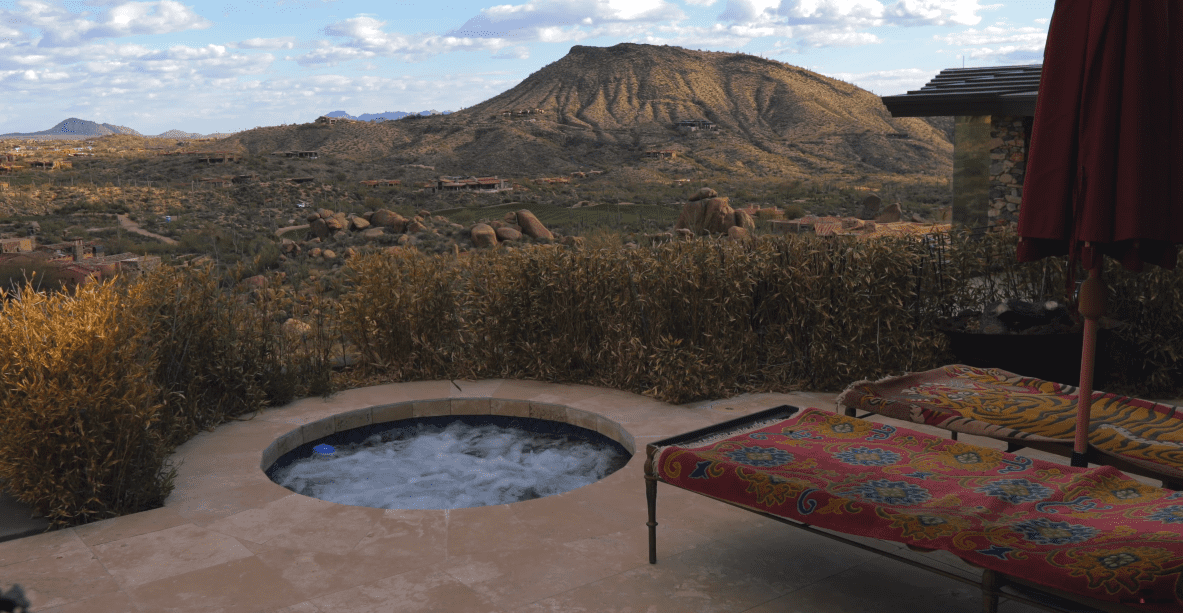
[262,400,633,510]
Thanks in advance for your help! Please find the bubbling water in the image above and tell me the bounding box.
[268,417,630,510]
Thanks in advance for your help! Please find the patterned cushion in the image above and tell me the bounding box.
[838,365,1183,480]
[652,408,1183,610]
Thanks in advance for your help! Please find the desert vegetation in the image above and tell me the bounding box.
[1,225,1180,534]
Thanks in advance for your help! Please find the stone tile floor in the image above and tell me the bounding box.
[0,379,1174,613]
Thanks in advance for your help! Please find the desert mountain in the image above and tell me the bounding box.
[0,117,142,138]
[324,110,453,122]
[228,43,952,181]
[0,119,235,140]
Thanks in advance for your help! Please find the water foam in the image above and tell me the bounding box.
[272,420,628,509]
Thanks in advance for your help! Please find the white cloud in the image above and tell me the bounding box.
[491,45,530,59]
[774,0,884,26]
[822,66,938,96]
[8,0,212,47]
[934,21,1047,64]
[881,0,983,26]
[798,28,881,47]
[232,37,297,50]
[293,15,515,64]
[447,0,684,40]
[716,0,986,27]
[683,0,718,5]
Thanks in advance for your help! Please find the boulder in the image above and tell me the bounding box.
[282,318,312,340]
[675,228,695,240]
[495,227,522,242]
[516,209,552,240]
[243,274,267,289]
[417,209,431,218]
[322,249,337,260]
[350,216,370,231]
[397,234,418,246]
[324,216,346,233]
[309,218,331,240]
[689,187,718,202]
[560,236,585,248]
[912,213,925,223]
[362,211,374,221]
[675,201,701,232]
[309,247,323,258]
[344,247,358,259]
[857,194,882,220]
[733,209,756,233]
[371,209,408,232]
[317,208,334,219]
[306,212,321,223]
[407,221,427,233]
[702,198,736,234]
[504,212,518,224]
[362,228,384,241]
[874,203,902,223]
[471,223,498,248]
[727,226,750,240]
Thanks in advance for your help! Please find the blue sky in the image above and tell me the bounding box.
[0,0,1054,135]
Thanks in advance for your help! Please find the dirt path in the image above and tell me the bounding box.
[275,224,309,238]
[114,214,180,245]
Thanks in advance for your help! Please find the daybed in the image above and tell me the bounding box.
[645,405,1183,613]
[837,365,1183,490]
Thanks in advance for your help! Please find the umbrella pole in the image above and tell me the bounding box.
[1072,265,1106,467]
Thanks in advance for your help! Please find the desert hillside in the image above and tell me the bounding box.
[225,43,951,182]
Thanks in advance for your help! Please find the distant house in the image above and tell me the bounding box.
[196,152,239,164]
[675,120,716,132]
[315,116,339,125]
[288,176,316,184]
[880,64,1040,231]
[28,160,71,170]
[428,176,511,193]
[284,151,319,159]
[0,236,34,253]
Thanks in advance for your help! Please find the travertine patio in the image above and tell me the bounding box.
[3,379,1152,613]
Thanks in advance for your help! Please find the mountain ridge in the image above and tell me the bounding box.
[0,118,235,139]
[224,43,953,181]
[324,110,454,122]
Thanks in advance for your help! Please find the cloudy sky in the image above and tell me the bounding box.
[0,0,1055,135]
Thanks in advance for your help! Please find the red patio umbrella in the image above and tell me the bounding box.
[1017,0,1183,467]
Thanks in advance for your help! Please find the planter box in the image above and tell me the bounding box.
[937,325,1111,388]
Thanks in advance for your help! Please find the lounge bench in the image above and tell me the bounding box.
[837,365,1183,490]
[645,405,1183,613]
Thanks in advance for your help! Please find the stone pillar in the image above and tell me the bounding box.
[953,115,992,232]
[987,115,1029,229]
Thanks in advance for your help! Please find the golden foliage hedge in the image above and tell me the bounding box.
[1,228,1180,532]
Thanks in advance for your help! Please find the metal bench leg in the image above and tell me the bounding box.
[646,474,658,564]
[843,406,856,417]
[951,430,958,441]
[981,569,1000,613]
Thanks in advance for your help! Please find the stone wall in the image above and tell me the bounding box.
[987,115,1031,228]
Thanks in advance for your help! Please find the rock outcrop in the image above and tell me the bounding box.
[471,223,498,248]
[516,209,553,240]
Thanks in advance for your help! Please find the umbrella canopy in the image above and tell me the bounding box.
[1017,0,1183,467]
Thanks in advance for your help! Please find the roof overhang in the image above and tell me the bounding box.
[881,64,1041,118]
